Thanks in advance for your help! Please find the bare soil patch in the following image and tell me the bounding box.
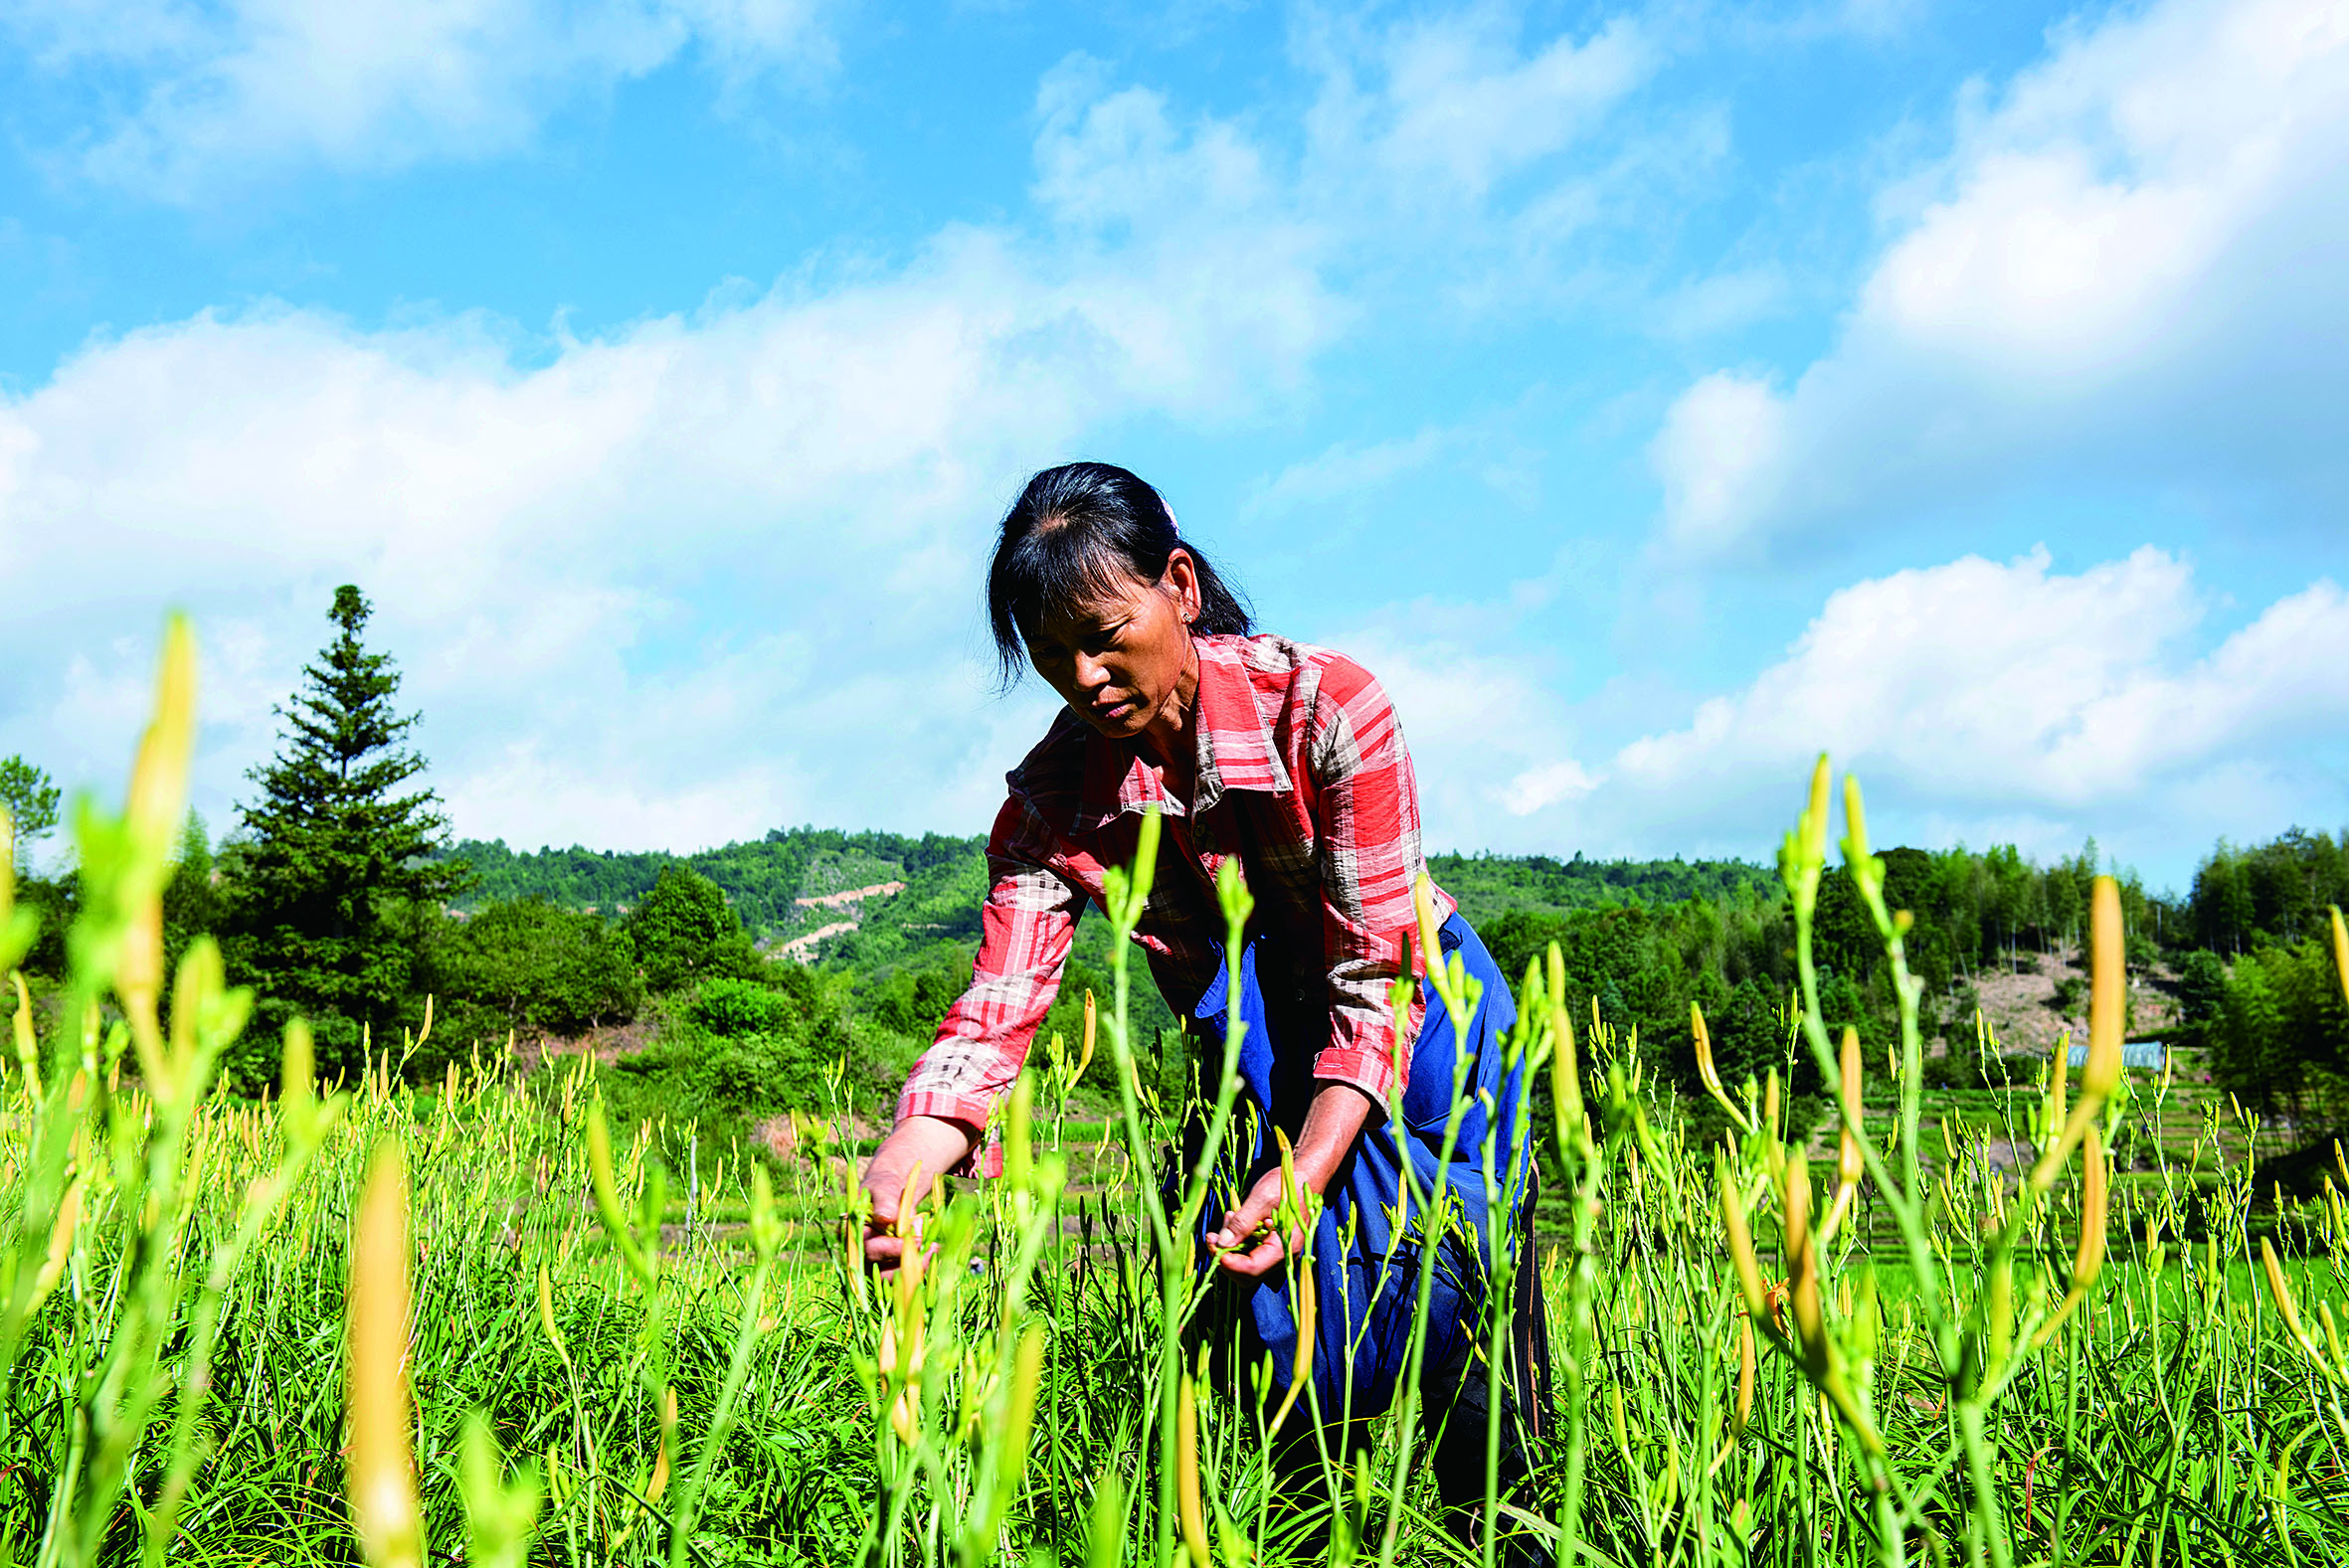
[1961,947,2180,1056]
[510,1018,657,1074]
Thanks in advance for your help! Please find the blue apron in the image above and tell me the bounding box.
[1180,912,1532,1424]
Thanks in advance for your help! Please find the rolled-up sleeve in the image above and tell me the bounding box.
[1306,662,1444,1105]
[896,794,1083,1171]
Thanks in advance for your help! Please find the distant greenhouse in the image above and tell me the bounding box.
[2069,1041,2168,1070]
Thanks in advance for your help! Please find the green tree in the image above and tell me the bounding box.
[2193,848,2256,954]
[2212,939,2349,1136]
[863,944,973,1040]
[1810,868,1878,985]
[2214,956,2289,1116]
[1708,973,1823,1132]
[223,586,468,1085]
[162,813,223,978]
[2001,844,2044,959]
[425,897,641,1048]
[0,756,61,872]
[627,865,761,992]
[2176,950,2227,1039]
[2043,851,2083,948]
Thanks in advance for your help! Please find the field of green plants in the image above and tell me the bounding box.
[5,623,2348,1568]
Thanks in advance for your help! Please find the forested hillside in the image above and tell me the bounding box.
[2187,828,2349,951]
[424,821,2349,1151]
[441,825,985,938]
[1429,850,1780,918]
[15,585,2343,1168]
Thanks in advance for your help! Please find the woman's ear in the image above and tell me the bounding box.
[1164,548,1201,624]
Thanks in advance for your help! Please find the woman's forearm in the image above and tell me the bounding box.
[1205,1080,1374,1273]
[864,1115,978,1205]
[1290,1080,1376,1194]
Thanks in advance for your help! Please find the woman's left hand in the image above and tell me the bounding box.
[1207,1166,1311,1276]
[1204,1080,1375,1278]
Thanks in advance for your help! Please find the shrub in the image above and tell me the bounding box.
[2050,973,2086,1014]
[422,896,642,1055]
[689,974,801,1038]
[601,969,860,1164]
[1918,1047,2034,1093]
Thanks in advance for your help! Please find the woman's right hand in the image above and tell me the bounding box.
[858,1115,979,1273]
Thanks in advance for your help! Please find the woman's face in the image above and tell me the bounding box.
[1024,550,1201,745]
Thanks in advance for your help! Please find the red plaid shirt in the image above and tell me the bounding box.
[897,632,1456,1166]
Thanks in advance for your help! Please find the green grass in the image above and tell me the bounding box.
[9,1044,2346,1565]
[9,915,2345,1567]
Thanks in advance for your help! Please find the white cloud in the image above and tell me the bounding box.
[1301,5,1653,205]
[0,13,1691,857]
[6,0,1667,220]
[1320,624,1600,850]
[1647,370,1788,556]
[5,0,832,197]
[1501,758,1597,815]
[1322,545,2349,880]
[1531,547,2349,879]
[1027,8,1663,299]
[1285,2,1671,285]
[1033,59,1278,234]
[1652,0,2349,558]
[0,86,1337,851]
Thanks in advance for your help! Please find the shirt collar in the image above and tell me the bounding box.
[1189,635,1291,812]
[1070,635,1292,833]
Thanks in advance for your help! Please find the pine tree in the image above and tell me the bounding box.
[224,586,468,1083]
[0,755,62,872]
[162,812,222,978]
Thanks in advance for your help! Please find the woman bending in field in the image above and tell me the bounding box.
[859,462,1547,1554]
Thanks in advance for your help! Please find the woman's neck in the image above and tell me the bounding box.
[1138,638,1201,805]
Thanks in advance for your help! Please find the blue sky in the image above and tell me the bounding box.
[2,0,2346,892]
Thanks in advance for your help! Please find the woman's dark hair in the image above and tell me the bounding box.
[986,462,1252,683]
